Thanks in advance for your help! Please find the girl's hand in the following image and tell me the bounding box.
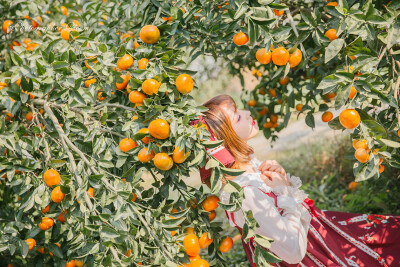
[258,160,290,188]
[259,160,287,177]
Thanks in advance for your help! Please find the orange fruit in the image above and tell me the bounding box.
[138,147,155,163]
[87,187,94,198]
[26,238,36,251]
[74,260,84,267]
[378,154,385,165]
[352,140,359,149]
[65,260,75,267]
[61,6,68,16]
[84,77,96,87]
[42,205,50,213]
[37,247,45,254]
[325,29,338,41]
[233,32,248,46]
[349,86,357,99]
[134,41,140,49]
[256,48,271,64]
[398,129,400,138]
[296,104,303,111]
[355,148,369,163]
[189,254,201,262]
[269,88,276,97]
[140,25,160,44]
[162,17,172,22]
[176,74,194,94]
[129,91,147,104]
[199,233,213,249]
[321,111,333,122]
[339,109,360,129]
[270,114,278,123]
[117,54,134,70]
[44,169,61,188]
[26,112,33,121]
[149,119,170,139]
[39,217,54,230]
[202,195,220,211]
[172,146,190,163]
[274,9,284,16]
[116,73,131,90]
[185,227,195,234]
[132,193,137,202]
[347,181,359,191]
[73,20,80,27]
[258,107,268,116]
[10,40,21,50]
[191,259,209,267]
[138,128,150,144]
[132,115,138,121]
[272,47,290,66]
[3,20,13,33]
[248,99,257,107]
[138,58,149,69]
[263,121,273,128]
[327,2,338,6]
[208,210,216,221]
[354,139,368,150]
[119,138,138,152]
[51,186,65,203]
[379,164,384,173]
[142,79,160,95]
[219,236,233,253]
[289,48,302,68]
[57,210,67,223]
[85,58,99,70]
[259,88,266,95]
[61,28,72,40]
[154,153,174,171]
[183,234,200,256]
[279,76,289,85]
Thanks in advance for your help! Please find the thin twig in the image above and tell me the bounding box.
[95,103,136,112]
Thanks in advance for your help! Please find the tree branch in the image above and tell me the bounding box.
[95,103,136,112]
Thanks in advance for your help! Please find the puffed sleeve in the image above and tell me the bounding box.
[231,186,308,264]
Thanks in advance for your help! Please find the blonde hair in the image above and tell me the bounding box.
[202,94,254,169]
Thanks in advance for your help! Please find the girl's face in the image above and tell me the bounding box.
[221,103,259,141]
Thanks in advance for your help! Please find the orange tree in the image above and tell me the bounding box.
[1,0,400,266]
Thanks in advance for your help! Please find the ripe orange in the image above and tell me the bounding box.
[138,128,150,144]
[208,210,216,221]
[355,148,369,163]
[270,114,278,123]
[142,79,160,95]
[349,86,357,99]
[44,169,61,188]
[116,73,131,90]
[162,17,172,22]
[117,54,134,70]
[263,121,273,128]
[61,28,75,41]
[3,20,13,33]
[272,47,290,66]
[269,88,276,97]
[248,99,257,107]
[233,32,248,46]
[138,58,149,69]
[39,217,54,230]
[84,77,96,87]
[129,91,146,104]
[327,2,338,6]
[379,165,384,173]
[321,111,333,122]
[138,147,155,163]
[185,227,195,234]
[42,205,50,213]
[398,129,400,138]
[274,9,284,16]
[279,76,289,85]
[191,260,210,267]
[256,48,271,64]
[325,29,338,41]
[202,195,220,211]
[219,236,233,253]
[26,112,33,121]
[61,6,68,16]
[154,153,174,171]
[132,193,137,202]
[172,147,190,163]
[199,233,213,249]
[183,234,200,256]
[26,238,36,251]
[176,74,194,94]
[10,40,21,50]
[65,260,75,267]
[347,181,359,191]
[149,119,170,139]
[57,210,67,223]
[51,186,65,203]
[87,187,94,198]
[339,109,360,129]
[259,88,266,95]
[352,140,359,149]
[37,247,45,254]
[354,139,368,150]
[289,48,302,68]
[119,138,138,152]
[134,41,140,49]
[296,104,303,111]
[258,107,268,116]
[140,25,160,44]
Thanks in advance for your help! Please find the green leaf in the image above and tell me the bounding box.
[101,226,120,239]
[305,113,315,129]
[254,234,273,249]
[202,140,223,148]
[52,61,69,69]
[328,117,345,130]
[48,242,63,258]
[220,167,245,176]
[379,138,400,148]
[363,120,387,138]
[205,158,220,170]
[325,39,345,63]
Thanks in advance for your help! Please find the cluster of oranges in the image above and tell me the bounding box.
[177,195,233,267]
[352,139,385,172]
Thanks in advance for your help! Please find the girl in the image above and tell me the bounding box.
[191,95,400,266]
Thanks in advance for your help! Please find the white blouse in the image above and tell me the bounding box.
[220,154,312,264]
